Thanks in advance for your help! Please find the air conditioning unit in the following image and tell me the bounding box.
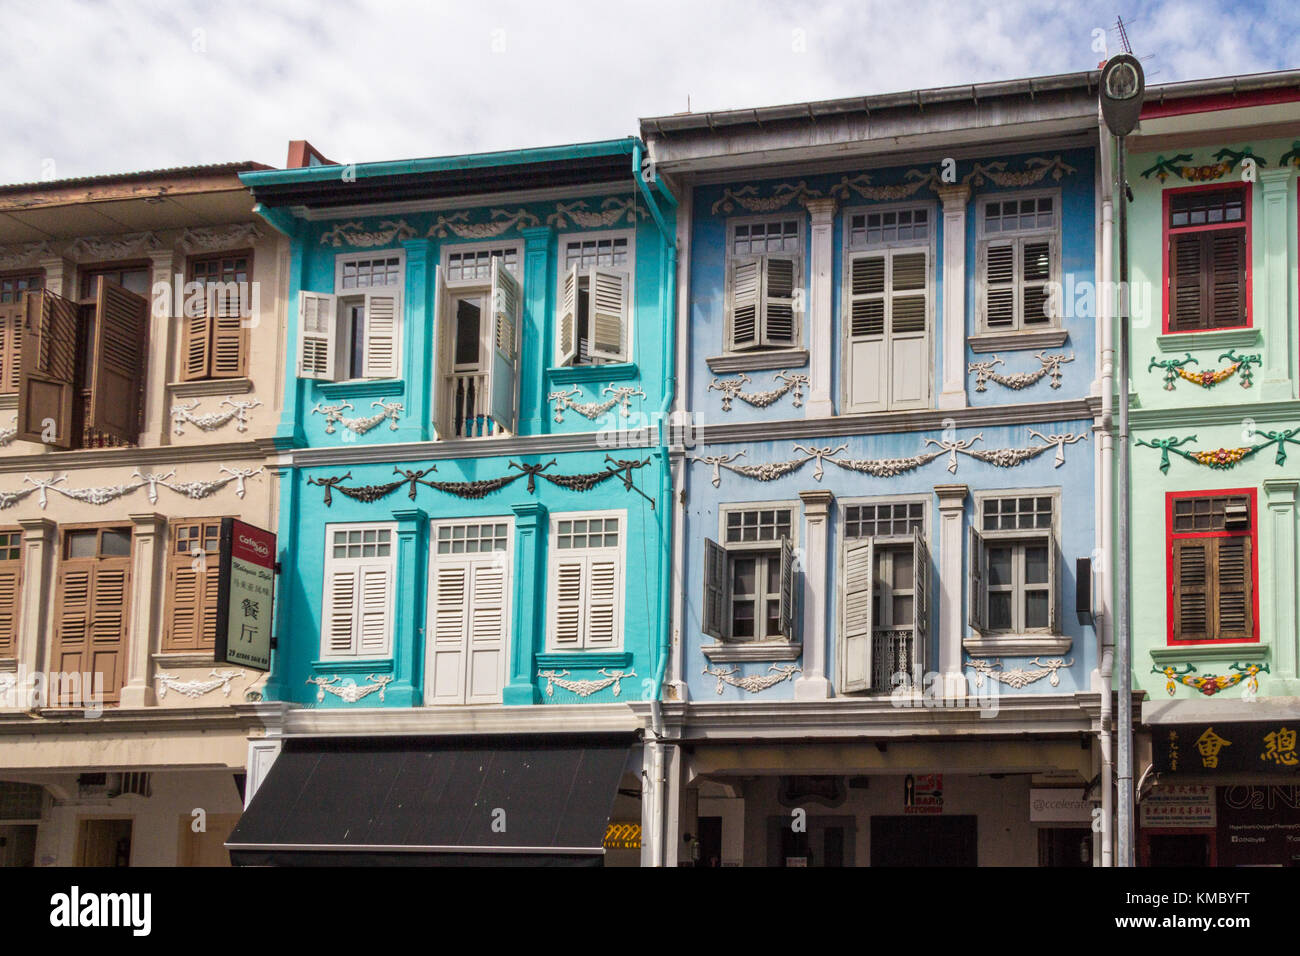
[1224,502,1250,530]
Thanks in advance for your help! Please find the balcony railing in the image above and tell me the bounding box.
[873,628,916,691]
[447,371,499,439]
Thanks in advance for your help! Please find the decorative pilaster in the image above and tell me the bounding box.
[400,239,435,442]
[388,508,429,707]
[521,227,554,434]
[504,501,546,704]
[120,513,166,708]
[934,483,969,695]
[1258,169,1295,400]
[794,489,834,699]
[15,519,56,682]
[804,198,837,418]
[36,255,77,299]
[937,185,971,410]
[1263,479,1299,693]
[146,249,177,440]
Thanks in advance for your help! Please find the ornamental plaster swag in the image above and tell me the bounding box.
[968,352,1073,392]
[690,430,1087,486]
[1152,662,1268,697]
[311,399,404,435]
[307,674,394,704]
[1136,426,1300,473]
[155,669,245,700]
[170,397,262,436]
[966,657,1074,689]
[1139,147,1267,183]
[548,384,646,423]
[708,371,808,411]
[704,663,802,694]
[1148,351,1260,390]
[538,668,637,698]
[0,467,263,510]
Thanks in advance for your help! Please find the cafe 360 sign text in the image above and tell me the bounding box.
[214,518,277,671]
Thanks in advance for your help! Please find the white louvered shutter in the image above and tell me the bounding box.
[701,538,728,640]
[846,253,887,412]
[323,566,358,655]
[777,536,796,638]
[357,564,393,655]
[558,264,579,366]
[487,256,520,433]
[842,538,874,692]
[762,256,797,347]
[362,290,400,378]
[585,555,619,647]
[429,564,468,703]
[588,268,628,362]
[467,560,508,702]
[889,251,929,408]
[298,291,337,380]
[430,265,452,437]
[911,532,931,676]
[982,240,1016,331]
[552,558,585,647]
[729,257,760,350]
[968,526,986,632]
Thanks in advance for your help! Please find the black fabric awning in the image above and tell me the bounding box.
[226,732,636,866]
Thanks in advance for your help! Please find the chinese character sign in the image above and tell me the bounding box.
[215,518,276,671]
[1153,723,1300,775]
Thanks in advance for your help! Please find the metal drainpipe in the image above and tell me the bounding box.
[1096,114,1116,865]
[633,140,679,866]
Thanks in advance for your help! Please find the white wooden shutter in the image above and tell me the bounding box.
[777,536,796,638]
[841,538,874,693]
[431,265,452,437]
[429,564,468,704]
[968,525,986,632]
[762,256,798,347]
[558,263,579,366]
[889,251,929,408]
[1020,237,1055,327]
[323,566,358,656]
[486,256,520,433]
[552,557,584,647]
[702,538,728,639]
[585,555,619,647]
[357,564,393,655]
[588,268,628,362]
[846,253,887,412]
[467,560,508,702]
[362,290,400,378]
[729,257,760,350]
[911,531,931,676]
[298,291,337,380]
[1049,533,1061,635]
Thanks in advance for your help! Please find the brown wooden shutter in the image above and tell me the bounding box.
[163,519,221,652]
[1208,231,1247,330]
[1169,234,1205,331]
[210,310,247,378]
[1171,538,1209,640]
[17,289,78,447]
[0,301,24,395]
[88,278,148,443]
[181,307,212,382]
[0,545,21,658]
[89,565,129,702]
[1215,535,1252,640]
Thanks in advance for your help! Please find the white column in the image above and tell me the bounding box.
[795,489,834,699]
[119,512,165,708]
[1263,479,1299,694]
[245,738,283,807]
[37,255,78,298]
[804,198,837,418]
[937,185,971,410]
[146,248,177,440]
[15,518,56,688]
[1259,169,1295,401]
[934,483,969,695]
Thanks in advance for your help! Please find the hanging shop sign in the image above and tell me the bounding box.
[1153,723,1300,775]
[214,518,277,671]
[904,773,944,815]
[1140,784,1217,828]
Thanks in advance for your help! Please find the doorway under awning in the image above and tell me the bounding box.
[226,732,636,866]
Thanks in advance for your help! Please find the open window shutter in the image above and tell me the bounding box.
[17,289,78,448]
[88,279,148,444]
[362,291,400,379]
[431,266,453,437]
[1216,535,1252,640]
[558,263,579,367]
[1171,538,1210,641]
[0,302,25,395]
[729,257,760,350]
[297,291,337,380]
[552,557,585,647]
[762,256,797,346]
[777,536,796,638]
[1020,238,1054,326]
[323,566,359,656]
[911,532,931,676]
[210,286,249,378]
[1049,533,1061,635]
[181,303,213,382]
[702,538,727,639]
[842,538,875,693]
[585,555,619,647]
[1209,231,1246,329]
[588,268,628,361]
[983,240,1016,330]
[0,558,21,657]
[1169,234,1206,331]
[967,525,986,632]
[486,256,520,433]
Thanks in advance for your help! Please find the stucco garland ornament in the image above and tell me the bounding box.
[963,155,1078,187]
[167,466,263,500]
[1281,141,1300,169]
[327,399,404,435]
[0,240,51,270]
[70,231,160,260]
[546,197,647,228]
[708,371,809,411]
[1140,147,1264,183]
[1136,426,1300,473]
[179,223,263,252]
[0,416,17,446]
[1151,662,1268,697]
[966,657,1073,689]
[968,352,1074,392]
[922,434,983,474]
[426,208,540,239]
[538,668,638,698]
[961,431,1087,470]
[548,384,646,423]
[829,168,940,202]
[710,181,824,215]
[319,220,416,248]
[0,486,36,510]
[1147,351,1260,390]
[156,669,245,700]
[307,674,394,704]
[170,397,262,436]
[704,663,802,694]
[825,449,944,478]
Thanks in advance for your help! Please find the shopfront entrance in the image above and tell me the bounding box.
[870,815,977,866]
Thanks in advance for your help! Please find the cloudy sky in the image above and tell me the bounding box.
[5,0,1298,184]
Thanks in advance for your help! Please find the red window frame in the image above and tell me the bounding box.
[1161,181,1252,335]
[1165,487,1259,646]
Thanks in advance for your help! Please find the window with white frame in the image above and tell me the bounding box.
[976,192,1060,333]
[839,500,930,693]
[725,217,801,352]
[843,204,933,413]
[557,232,632,366]
[702,506,796,643]
[432,244,522,439]
[548,512,625,649]
[297,253,404,381]
[968,492,1060,636]
[320,523,397,659]
[426,519,512,705]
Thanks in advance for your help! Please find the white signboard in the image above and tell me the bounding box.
[1140,784,1216,828]
[1030,788,1092,823]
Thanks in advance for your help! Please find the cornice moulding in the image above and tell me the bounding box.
[968,329,1070,353]
[287,428,656,467]
[0,439,278,473]
[706,349,809,374]
[1149,644,1270,664]
[701,641,802,662]
[168,377,254,398]
[1130,400,1300,429]
[281,702,642,737]
[1155,328,1261,353]
[301,181,634,222]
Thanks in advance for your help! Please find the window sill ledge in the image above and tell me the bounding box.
[1150,643,1268,664]
[310,658,395,674]
[546,363,638,386]
[701,641,801,662]
[964,634,1071,657]
[315,379,406,400]
[152,652,217,669]
[706,349,809,374]
[968,329,1068,354]
[1155,327,1259,353]
[536,651,632,669]
[167,377,254,399]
